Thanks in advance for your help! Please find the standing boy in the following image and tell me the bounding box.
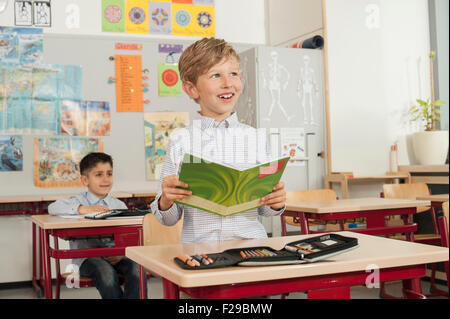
[48,152,141,299]
[150,38,286,243]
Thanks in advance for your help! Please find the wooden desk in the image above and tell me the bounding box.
[31,214,143,299]
[324,173,412,199]
[126,231,449,299]
[282,198,430,240]
[416,194,449,207]
[0,195,42,215]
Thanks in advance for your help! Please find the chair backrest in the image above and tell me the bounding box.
[443,201,449,234]
[382,183,430,213]
[143,213,183,246]
[285,189,337,226]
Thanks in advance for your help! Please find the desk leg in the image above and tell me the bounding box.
[31,222,41,297]
[41,228,53,299]
[402,278,425,299]
[162,279,179,299]
[307,286,350,299]
[299,212,309,235]
[280,215,287,236]
[401,213,415,242]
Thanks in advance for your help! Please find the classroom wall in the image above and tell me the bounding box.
[0,0,266,284]
[0,0,266,44]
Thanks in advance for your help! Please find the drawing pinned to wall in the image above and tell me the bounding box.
[0,135,23,171]
[102,0,125,33]
[86,101,111,136]
[0,26,43,66]
[237,55,256,128]
[126,0,149,34]
[261,50,292,122]
[33,137,104,187]
[144,112,189,180]
[298,55,319,126]
[158,63,181,96]
[33,0,51,27]
[61,100,111,136]
[158,43,183,54]
[149,1,171,35]
[280,127,306,167]
[14,0,33,26]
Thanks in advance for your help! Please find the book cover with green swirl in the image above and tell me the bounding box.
[175,153,289,217]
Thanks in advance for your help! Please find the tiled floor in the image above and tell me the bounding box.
[0,277,447,299]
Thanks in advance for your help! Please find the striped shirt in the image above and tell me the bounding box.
[150,112,285,243]
[47,191,128,267]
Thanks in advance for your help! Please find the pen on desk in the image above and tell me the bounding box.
[239,251,247,258]
[177,255,197,267]
[193,254,209,265]
[201,253,213,264]
[284,245,305,258]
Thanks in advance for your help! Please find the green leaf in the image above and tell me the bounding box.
[431,100,445,106]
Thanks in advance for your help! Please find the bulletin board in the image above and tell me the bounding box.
[0,33,253,197]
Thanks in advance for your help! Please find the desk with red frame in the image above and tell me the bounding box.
[281,197,431,241]
[31,214,143,299]
[126,231,449,299]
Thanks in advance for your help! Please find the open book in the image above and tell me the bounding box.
[84,209,150,220]
[175,153,289,217]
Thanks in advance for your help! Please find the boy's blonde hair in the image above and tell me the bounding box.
[179,38,240,85]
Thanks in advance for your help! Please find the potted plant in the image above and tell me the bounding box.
[408,52,448,165]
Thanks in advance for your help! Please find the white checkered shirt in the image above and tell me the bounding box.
[150,112,285,243]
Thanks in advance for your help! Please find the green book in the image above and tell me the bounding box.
[175,154,289,217]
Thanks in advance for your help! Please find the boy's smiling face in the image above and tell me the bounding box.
[183,57,242,122]
[80,162,113,199]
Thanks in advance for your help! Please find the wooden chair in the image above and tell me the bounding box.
[380,183,440,299]
[140,213,183,298]
[428,201,449,297]
[382,183,440,244]
[281,189,340,236]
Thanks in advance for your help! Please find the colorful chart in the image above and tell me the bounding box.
[161,69,178,87]
[152,8,169,25]
[129,7,146,24]
[104,5,122,23]
[197,11,212,28]
[175,9,191,27]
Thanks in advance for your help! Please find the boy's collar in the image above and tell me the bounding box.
[86,191,112,206]
[197,112,239,130]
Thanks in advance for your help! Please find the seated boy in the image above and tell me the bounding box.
[150,38,286,243]
[48,152,142,299]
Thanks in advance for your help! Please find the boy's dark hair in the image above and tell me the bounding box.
[79,152,113,176]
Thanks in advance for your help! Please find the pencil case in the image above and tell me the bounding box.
[173,233,359,270]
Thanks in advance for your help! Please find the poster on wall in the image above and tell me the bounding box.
[102,0,126,33]
[33,137,104,187]
[14,0,33,26]
[103,0,215,37]
[0,26,43,65]
[280,127,306,166]
[158,63,181,96]
[115,54,143,112]
[33,0,51,27]
[144,112,189,180]
[125,0,149,34]
[61,100,111,136]
[0,135,23,171]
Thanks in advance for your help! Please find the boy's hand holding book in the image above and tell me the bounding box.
[260,181,286,210]
[159,175,192,211]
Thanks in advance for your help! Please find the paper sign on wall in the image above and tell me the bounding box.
[102,0,125,33]
[115,54,143,112]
